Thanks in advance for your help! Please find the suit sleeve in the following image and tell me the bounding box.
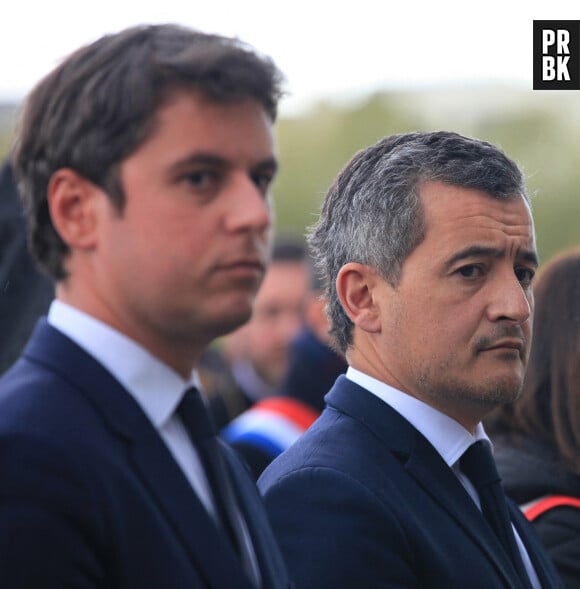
[0,434,106,588]
[260,465,417,589]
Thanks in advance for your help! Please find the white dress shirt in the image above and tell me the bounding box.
[346,366,541,589]
[48,300,218,518]
[48,300,262,587]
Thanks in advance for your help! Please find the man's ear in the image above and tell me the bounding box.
[336,262,382,334]
[47,168,101,250]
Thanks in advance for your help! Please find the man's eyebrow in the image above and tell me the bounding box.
[445,246,539,269]
[519,249,539,268]
[169,153,278,174]
[252,157,279,174]
[445,246,503,269]
[169,153,229,173]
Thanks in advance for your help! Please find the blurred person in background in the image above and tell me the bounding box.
[221,263,347,479]
[0,159,53,374]
[277,261,347,413]
[201,236,310,427]
[487,248,580,589]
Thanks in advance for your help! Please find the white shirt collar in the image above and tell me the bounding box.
[346,366,489,467]
[48,300,197,429]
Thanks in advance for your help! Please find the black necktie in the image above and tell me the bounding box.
[461,441,532,588]
[178,387,260,587]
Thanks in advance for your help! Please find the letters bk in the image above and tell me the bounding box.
[533,21,579,90]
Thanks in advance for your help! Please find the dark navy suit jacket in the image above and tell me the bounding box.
[0,320,291,588]
[259,375,564,589]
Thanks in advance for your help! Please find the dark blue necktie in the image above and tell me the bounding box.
[178,387,260,587]
[461,441,532,588]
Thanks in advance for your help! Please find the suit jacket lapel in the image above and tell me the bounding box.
[222,441,290,589]
[405,436,523,587]
[23,321,256,589]
[131,429,255,589]
[325,376,525,588]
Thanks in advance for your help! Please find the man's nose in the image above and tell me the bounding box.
[224,175,271,233]
[487,271,532,325]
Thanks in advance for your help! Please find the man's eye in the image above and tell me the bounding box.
[457,265,483,279]
[257,306,282,321]
[515,267,535,287]
[252,172,274,194]
[186,170,215,189]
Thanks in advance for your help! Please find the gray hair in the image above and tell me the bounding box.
[308,131,528,353]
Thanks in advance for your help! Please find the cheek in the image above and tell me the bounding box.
[417,311,475,361]
[389,297,433,340]
[243,322,269,347]
[258,322,280,345]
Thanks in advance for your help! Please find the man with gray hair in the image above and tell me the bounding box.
[259,131,564,588]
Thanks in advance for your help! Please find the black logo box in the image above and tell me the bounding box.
[533,20,580,90]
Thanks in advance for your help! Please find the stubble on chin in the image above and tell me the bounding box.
[413,362,524,417]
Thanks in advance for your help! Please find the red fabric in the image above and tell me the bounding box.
[524,495,580,521]
[255,396,319,430]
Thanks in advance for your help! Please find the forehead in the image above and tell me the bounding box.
[417,180,536,259]
[117,89,277,194]
[140,89,275,159]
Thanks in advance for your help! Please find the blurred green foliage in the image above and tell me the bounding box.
[272,93,422,235]
[2,86,578,267]
[273,87,580,266]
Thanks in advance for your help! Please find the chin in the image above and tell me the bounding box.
[479,374,523,406]
[425,371,523,410]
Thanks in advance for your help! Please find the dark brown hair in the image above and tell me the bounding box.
[12,24,284,280]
